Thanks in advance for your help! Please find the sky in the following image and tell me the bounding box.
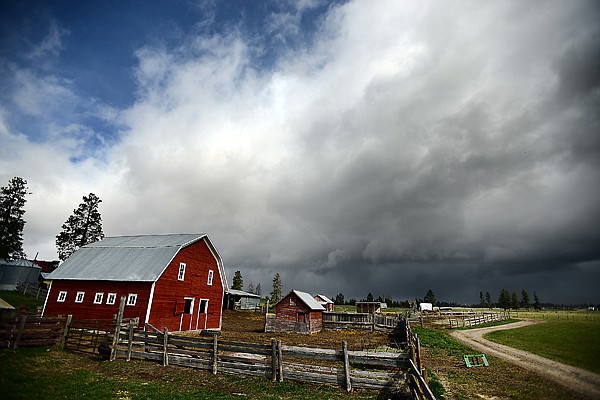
[1,0,599,306]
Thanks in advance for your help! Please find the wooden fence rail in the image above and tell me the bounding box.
[448,312,509,328]
[15,281,48,300]
[113,322,435,399]
[0,314,67,349]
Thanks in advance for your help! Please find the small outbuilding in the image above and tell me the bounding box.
[0,259,41,291]
[313,294,334,311]
[223,289,261,310]
[356,301,386,314]
[267,290,325,334]
[419,302,434,312]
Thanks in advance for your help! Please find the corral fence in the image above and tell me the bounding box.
[447,312,510,328]
[0,312,67,349]
[323,312,408,336]
[112,320,435,400]
[64,316,139,356]
[15,281,48,300]
[408,311,509,329]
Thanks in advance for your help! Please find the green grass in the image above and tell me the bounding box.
[0,290,44,310]
[484,319,600,374]
[0,347,383,399]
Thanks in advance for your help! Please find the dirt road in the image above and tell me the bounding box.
[450,320,600,399]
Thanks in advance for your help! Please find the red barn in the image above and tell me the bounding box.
[270,290,325,334]
[42,234,227,332]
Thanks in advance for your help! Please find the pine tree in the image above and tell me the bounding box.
[521,290,530,310]
[533,291,541,311]
[232,271,243,290]
[247,282,255,294]
[366,292,374,302]
[424,289,436,305]
[485,291,492,309]
[511,291,520,310]
[56,193,104,260]
[0,177,29,260]
[270,273,282,302]
[479,291,485,308]
[498,288,511,310]
[255,283,262,296]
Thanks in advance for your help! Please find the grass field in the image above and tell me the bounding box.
[484,318,600,374]
[0,290,44,310]
[0,347,381,400]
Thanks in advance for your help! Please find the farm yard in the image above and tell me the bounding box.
[2,289,600,399]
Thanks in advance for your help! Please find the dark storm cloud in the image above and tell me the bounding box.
[3,1,599,304]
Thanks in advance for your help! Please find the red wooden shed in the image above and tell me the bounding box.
[42,234,227,332]
[269,290,325,334]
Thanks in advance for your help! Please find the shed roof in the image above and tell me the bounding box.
[314,294,334,304]
[47,234,211,282]
[291,290,325,311]
[226,289,261,298]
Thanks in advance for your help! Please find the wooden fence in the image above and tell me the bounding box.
[447,312,509,328]
[112,322,435,399]
[0,313,67,349]
[15,281,48,300]
[322,312,408,335]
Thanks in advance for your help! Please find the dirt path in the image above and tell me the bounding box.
[450,320,600,399]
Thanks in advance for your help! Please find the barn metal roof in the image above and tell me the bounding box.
[292,290,326,311]
[226,289,261,298]
[47,234,208,282]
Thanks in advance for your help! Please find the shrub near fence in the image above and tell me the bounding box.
[113,322,436,400]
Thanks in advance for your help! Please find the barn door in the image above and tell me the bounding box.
[179,297,194,331]
[196,298,209,330]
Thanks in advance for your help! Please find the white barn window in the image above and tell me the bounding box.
[57,291,67,302]
[93,292,104,304]
[127,293,137,306]
[207,270,214,286]
[178,263,186,281]
[75,292,85,303]
[106,293,117,305]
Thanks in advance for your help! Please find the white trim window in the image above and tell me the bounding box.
[93,292,104,304]
[127,293,137,306]
[75,291,85,303]
[178,263,186,281]
[207,270,214,286]
[106,293,117,305]
[57,291,67,302]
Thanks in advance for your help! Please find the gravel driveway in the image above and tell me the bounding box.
[450,320,600,399]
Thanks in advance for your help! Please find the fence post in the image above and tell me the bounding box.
[13,315,27,349]
[342,340,352,392]
[126,321,135,362]
[271,338,277,382]
[163,327,169,366]
[60,315,72,349]
[277,340,283,382]
[110,296,126,361]
[212,334,218,374]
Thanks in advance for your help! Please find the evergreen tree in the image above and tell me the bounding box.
[511,291,520,310]
[247,282,254,294]
[0,177,29,260]
[255,283,262,296]
[232,270,243,290]
[424,289,436,305]
[270,273,282,302]
[334,293,345,305]
[521,290,530,310]
[366,292,374,302]
[498,288,511,310]
[479,291,485,307]
[485,291,492,309]
[56,193,104,260]
[533,291,541,311]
